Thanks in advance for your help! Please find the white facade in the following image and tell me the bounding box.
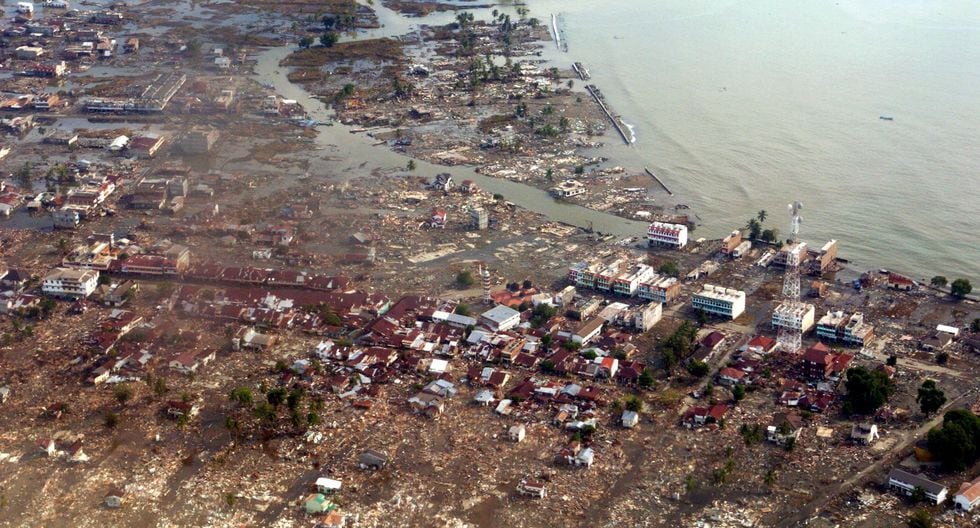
[647,222,688,248]
[692,284,746,319]
[480,305,521,332]
[954,477,980,511]
[42,268,99,298]
[771,302,815,332]
[634,302,663,332]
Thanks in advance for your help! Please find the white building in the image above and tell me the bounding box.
[647,221,688,248]
[888,468,948,505]
[634,302,663,332]
[572,318,604,345]
[612,264,656,296]
[479,305,521,332]
[954,476,980,512]
[692,284,746,319]
[42,268,99,299]
[771,302,816,332]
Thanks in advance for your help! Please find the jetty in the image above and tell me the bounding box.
[571,62,590,81]
[586,84,631,146]
[644,167,673,195]
[551,14,567,52]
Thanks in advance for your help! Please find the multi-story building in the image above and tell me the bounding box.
[611,264,655,296]
[720,230,742,256]
[771,302,816,332]
[593,258,627,293]
[816,310,874,347]
[42,268,99,299]
[637,276,681,304]
[810,240,838,275]
[62,242,118,271]
[692,284,746,319]
[647,222,688,249]
[773,241,808,268]
[634,302,663,332]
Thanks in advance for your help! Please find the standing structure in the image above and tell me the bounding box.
[481,265,492,304]
[777,201,804,353]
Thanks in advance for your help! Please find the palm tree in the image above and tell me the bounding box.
[757,210,768,223]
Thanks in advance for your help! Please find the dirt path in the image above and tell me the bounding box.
[775,388,978,527]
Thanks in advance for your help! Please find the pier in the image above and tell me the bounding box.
[571,62,590,81]
[551,14,567,52]
[644,167,673,195]
[586,84,631,146]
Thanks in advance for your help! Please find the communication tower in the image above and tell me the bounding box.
[776,201,804,354]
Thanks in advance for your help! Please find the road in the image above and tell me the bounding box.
[775,388,977,527]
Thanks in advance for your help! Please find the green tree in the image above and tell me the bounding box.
[886,355,897,367]
[657,261,679,277]
[320,32,339,47]
[686,360,709,378]
[745,218,762,240]
[764,468,777,487]
[114,384,134,405]
[757,210,768,223]
[104,411,120,428]
[638,368,655,388]
[266,387,287,408]
[907,509,933,528]
[253,402,276,422]
[454,303,471,316]
[229,387,253,407]
[951,278,972,298]
[930,276,947,288]
[916,380,946,415]
[972,318,980,333]
[406,160,416,171]
[153,377,168,397]
[298,36,314,49]
[927,409,980,471]
[843,366,895,415]
[624,395,643,413]
[455,270,475,288]
[732,385,746,402]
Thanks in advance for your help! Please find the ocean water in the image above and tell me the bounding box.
[522,0,980,281]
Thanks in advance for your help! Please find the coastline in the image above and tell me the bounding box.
[255,0,973,287]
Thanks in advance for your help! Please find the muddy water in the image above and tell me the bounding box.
[251,4,650,238]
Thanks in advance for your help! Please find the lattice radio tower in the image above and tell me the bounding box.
[776,201,804,354]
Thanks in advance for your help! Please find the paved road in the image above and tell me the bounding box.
[775,389,977,527]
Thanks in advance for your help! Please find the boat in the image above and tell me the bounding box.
[879,116,894,121]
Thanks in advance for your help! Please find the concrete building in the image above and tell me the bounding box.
[469,206,488,230]
[611,264,656,296]
[720,230,742,256]
[732,240,752,259]
[634,302,663,332]
[550,179,586,198]
[771,302,816,333]
[888,468,948,505]
[647,221,688,248]
[637,276,681,304]
[954,476,980,512]
[816,310,874,347]
[480,305,521,332]
[42,268,99,299]
[572,318,604,345]
[692,284,746,319]
[773,242,808,268]
[180,128,220,154]
[811,239,838,274]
